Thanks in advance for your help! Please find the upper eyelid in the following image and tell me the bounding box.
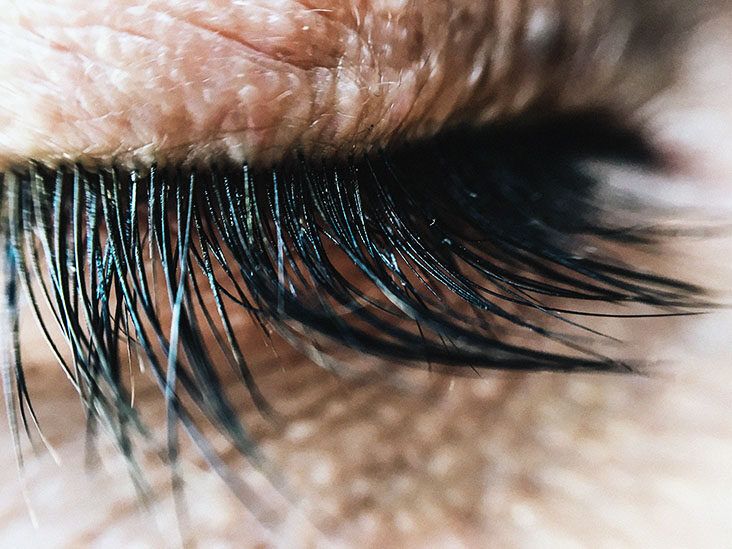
[0,1,689,172]
[0,2,391,169]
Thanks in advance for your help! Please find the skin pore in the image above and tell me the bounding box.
[1,1,732,546]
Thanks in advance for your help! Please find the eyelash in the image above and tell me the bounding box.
[0,112,706,499]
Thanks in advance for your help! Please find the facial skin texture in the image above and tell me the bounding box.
[1,1,732,547]
[0,0,697,170]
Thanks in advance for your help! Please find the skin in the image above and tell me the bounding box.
[1,1,732,547]
[0,0,699,169]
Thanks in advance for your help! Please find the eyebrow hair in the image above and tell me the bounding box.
[0,110,709,509]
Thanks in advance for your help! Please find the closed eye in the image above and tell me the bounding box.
[0,0,723,537]
[0,109,708,510]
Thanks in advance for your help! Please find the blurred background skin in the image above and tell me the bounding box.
[1,1,732,547]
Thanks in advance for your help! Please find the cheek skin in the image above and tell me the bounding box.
[0,0,698,170]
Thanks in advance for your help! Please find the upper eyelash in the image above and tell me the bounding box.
[0,112,708,507]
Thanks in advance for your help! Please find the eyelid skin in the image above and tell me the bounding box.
[0,0,696,171]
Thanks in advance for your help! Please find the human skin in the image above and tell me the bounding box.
[1,1,732,547]
[0,0,702,170]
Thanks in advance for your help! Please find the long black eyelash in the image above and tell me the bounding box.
[0,114,707,504]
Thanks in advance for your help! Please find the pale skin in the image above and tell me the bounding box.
[1,1,732,547]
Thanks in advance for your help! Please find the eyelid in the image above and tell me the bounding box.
[0,1,689,172]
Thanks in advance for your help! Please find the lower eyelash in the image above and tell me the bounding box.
[0,112,707,503]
